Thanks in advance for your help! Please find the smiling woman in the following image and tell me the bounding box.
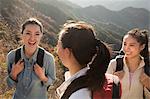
[106,28,150,99]
[6,18,56,99]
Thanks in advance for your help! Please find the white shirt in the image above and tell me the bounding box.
[56,67,91,99]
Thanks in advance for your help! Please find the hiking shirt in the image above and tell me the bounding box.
[106,57,145,99]
[6,46,56,99]
[57,67,91,99]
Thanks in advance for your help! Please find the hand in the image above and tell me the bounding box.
[34,63,48,82]
[10,59,24,81]
[140,72,150,90]
[113,70,125,80]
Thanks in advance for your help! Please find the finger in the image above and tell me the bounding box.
[17,59,24,64]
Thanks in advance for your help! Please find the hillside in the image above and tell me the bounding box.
[75,5,150,30]
[1,0,59,47]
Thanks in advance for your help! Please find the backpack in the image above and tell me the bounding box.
[14,47,47,87]
[61,75,121,99]
[15,47,44,67]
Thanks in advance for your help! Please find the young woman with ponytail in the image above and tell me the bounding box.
[56,21,121,99]
[106,28,150,99]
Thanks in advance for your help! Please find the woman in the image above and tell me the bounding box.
[6,18,56,99]
[56,21,121,99]
[106,28,150,99]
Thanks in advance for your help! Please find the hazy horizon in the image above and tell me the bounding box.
[68,0,150,11]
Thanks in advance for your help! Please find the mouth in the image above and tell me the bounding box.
[28,42,36,46]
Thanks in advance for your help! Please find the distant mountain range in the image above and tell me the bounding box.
[68,0,150,11]
[0,0,149,51]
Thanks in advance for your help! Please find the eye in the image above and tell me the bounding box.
[130,44,133,46]
[35,33,40,36]
[123,43,126,46]
[25,32,30,35]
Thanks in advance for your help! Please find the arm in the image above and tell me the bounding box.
[106,59,117,74]
[106,59,125,80]
[6,51,17,88]
[43,53,56,87]
[140,72,150,90]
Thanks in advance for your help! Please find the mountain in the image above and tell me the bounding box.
[68,0,150,11]
[75,5,150,30]
[0,0,60,48]
[0,0,149,51]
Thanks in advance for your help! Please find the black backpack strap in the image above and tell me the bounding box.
[36,48,45,68]
[15,48,21,64]
[61,75,88,99]
[144,64,150,77]
[115,57,124,72]
[112,82,121,99]
[36,48,45,86]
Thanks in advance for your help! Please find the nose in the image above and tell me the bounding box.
[124,45,130,52]
[29,34,35,41]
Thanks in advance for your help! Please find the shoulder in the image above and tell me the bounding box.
[108,59,117,68]
[7,48,18,59]
[7,47,21,63]
[109,59,117,64]
[70,88,91,99]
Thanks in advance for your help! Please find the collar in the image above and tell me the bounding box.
[20,45,39,63]
[56,67,89,98]
[123,56,145,70]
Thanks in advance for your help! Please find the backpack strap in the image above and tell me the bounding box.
[61,75,88,99]
[15,48,21,64]
[144,64,150,77]
[36,48,45,68]
[115,57,124,72]
[36,48,45,86]
[112,81,121,99]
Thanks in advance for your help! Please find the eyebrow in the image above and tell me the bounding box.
[24,30,41,33]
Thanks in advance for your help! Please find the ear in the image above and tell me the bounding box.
[64,48,72,57]
[140,44,145,51]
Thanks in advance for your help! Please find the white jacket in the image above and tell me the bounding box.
[106,57,150,99]
[56,67,91,99]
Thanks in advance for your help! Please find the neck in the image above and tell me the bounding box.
[24,47,37,58]
[125,56,141,73]
[68,63,84,76]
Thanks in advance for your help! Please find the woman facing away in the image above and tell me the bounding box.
[56,20,121,99]
[106,28,150,99]
[6,18,56,99]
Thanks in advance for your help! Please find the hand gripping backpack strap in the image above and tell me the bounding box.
[61,75,88,99]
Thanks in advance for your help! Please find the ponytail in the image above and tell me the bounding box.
[140,30,150,76]
[86,39,111,91]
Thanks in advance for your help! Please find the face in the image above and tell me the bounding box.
[56,39,70,67]
[122,35,144,59]
[22,24,42,51]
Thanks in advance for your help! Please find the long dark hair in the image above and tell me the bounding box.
[127,28,150,76]
[59,20,111,91]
